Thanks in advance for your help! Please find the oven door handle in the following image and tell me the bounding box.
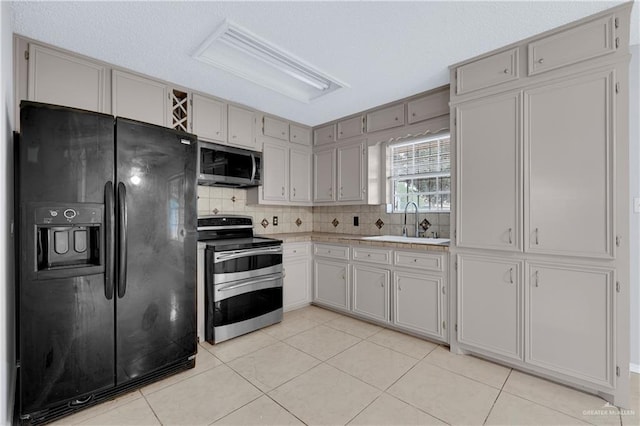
[218,273,283,292]
[214,246,282,263]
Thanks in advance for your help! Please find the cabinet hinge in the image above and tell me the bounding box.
[190,98,193,106]
[616,281,621,293]
[454,260,458,271]
[615,37,620,49]
[455,324,458,332]
[362,116,366,133]
[362,146,366,155]
[616,235,621,247]
[442,286,445,295]
[616,366,620,377]
[454,230,457,240]
[615,17,619,28]
[615,82,620,93]
[16,359,20,368]
[442,321,446,330]
[24,50,29,60]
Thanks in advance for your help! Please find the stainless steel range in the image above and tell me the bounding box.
[197,215,283,344]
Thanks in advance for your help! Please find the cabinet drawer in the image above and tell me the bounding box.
[528,15,615,76]
[314,243,349,260]
[408,90,449,124]
[263,116,289,141]
[352,247,392,265]
[394,250,444,272]
[456,48,519,95]
[290,124,311,146]
[314,124,336,145]
[337,116,364,140]
[284,243,310,258]
[366,104,405,133]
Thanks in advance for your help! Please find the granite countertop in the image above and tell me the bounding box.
[266,232,449,252]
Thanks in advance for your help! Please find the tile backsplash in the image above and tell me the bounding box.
[197,185,449,238]
[197,186,313,234]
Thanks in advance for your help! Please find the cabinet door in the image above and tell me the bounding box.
[458,254,522,360]
[290,124,311,146]
[28,44,106,113]
[262,142,288,202]
[337,116,364,140]
[408,90,449,124]
[314,124,335,146]
[112,70,167,126]
[313,149,336,202]
[228,105,256,150]
[526,263,614,388]
[263,116,289,141]
[192,94,226,142]
[290,148,312,203]
[525,70,614,258]
[337,142,364,202]
[283,256,311,311]
[352,265,389,323]
[393,271,443,339]
[366,104,405,132]
[314,259,349,311]
[457,92,521,251]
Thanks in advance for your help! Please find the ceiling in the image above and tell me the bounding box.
[10,1,639,126]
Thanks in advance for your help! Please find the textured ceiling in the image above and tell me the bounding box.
[10,1,639,126]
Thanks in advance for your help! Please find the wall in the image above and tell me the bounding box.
[629,43,639,372]
[0,1,15,424]
[197,186,313,234]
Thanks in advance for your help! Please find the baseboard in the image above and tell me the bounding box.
[630,363,640,374]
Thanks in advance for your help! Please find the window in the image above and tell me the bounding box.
[389,133,451,212]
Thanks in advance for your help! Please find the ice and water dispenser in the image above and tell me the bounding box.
[34,204,102,274]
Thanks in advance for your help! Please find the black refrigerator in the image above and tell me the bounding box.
[16,102,197,423]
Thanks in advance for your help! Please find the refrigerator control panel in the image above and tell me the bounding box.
[36,205,101,225]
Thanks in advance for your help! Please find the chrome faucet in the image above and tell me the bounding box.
[402,202,419,237]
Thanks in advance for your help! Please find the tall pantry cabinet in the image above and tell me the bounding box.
[450,3,631,407]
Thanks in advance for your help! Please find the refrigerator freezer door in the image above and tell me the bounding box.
[115,118,197,384]
[18,102,115,414]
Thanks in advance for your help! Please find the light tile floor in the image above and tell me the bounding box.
[52,305,639,426]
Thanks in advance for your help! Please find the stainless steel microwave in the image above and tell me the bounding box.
[197,141,262,187]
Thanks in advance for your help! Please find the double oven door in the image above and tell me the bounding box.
[206,245,283,343]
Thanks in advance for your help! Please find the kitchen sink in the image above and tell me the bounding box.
[361,235,450,245]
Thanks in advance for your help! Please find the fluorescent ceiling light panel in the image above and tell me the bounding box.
[194,20,347,103]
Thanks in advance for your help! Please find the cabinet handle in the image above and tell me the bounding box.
[538,58,544,64]
[413,258,417,263]
[216,131,220,135]
[341,271,345,280]
[508,228,513,244]
[293,135,297,138]
[534,270,539,287]
[367,254,371,257]
[503,68,509,74]
[412,112,416,117]
[509,268,514,284]
[232,135,237,139]
[282,132,285,135]
[395,117,399,121]
[534,228,539,245]
[293,188,296,197]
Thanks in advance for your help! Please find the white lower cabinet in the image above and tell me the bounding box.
[458,254,522,360]
[393,271,444,339]
[314,258,349,311]
[526,262,614,388]
[283,243,311,312]
[352,264,390,323]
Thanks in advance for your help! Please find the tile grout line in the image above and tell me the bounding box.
[139,389,164,425]
[482,368,512,425]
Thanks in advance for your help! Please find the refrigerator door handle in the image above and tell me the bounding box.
[117,182,128,298]
[105,181,115,300]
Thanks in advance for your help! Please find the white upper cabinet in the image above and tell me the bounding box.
[314,123,336,146]
[407,89,449,124]
[337,115,365,140]
[262,116,289,141]
[289,124,312,146]
[457,91,521,251]
[528,14,616,76]
[366,104,405,133]
[290,148,312,203]
[112,70,167,126]
[458,254,522,361]
[313,148,336,202]
[525,70,614,258]
[526,263,614,388]
[192,93,226,142]
[337,142,364,202]
[28,44,107,113]
[228,105,256,150]
[262,142,289,202]
[455,48,519,95]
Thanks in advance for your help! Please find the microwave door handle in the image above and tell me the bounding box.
[251,153,257,182]
[214,246,282,262]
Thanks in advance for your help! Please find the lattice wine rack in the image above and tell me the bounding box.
[170,89,189,132]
